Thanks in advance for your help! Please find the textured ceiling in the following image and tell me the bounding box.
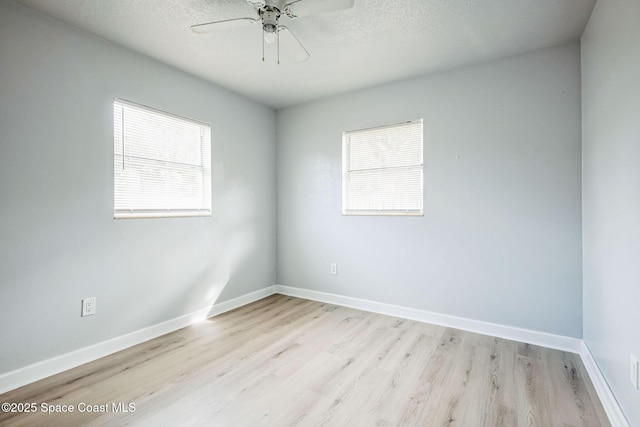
[11,0,596,108]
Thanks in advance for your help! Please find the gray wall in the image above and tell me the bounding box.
[0,1,276,374]
[277,43,583,338]
[582,0,640,424]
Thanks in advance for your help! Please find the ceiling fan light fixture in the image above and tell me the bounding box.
[260,7,280,55]
[264,30,276,44]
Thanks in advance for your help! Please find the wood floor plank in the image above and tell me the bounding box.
[0,295,610,426]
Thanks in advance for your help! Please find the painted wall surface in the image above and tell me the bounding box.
[277,43,583,337]
[0,1,276,374]
[582,0,640,424]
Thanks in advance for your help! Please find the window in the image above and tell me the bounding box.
[342,119,423,216]
[113,99,212,218]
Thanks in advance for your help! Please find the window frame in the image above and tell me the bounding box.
[342,119,424,217]
[113,98,212,219]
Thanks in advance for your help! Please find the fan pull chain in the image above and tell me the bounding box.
[262,29,265,62]
[277,26,280,65]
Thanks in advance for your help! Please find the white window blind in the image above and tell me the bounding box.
[342,119,423,216]
[113,99,212,218]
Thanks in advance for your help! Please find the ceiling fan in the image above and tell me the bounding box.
[191,0,355,64]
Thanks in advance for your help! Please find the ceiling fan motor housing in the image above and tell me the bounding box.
[260,6,280,33]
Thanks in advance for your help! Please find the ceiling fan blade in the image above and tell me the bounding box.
[191,17,258,33]
[278,26,310,63]
[283,0,355,18]
[245,0,266,9]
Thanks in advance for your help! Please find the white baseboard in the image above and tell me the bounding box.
[580,342,631,427]
[275,285,581,353]
[205,286,276,318]
[0,285,276,394]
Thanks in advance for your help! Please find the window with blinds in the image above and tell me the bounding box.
[113,99,212,219]
[342,119,423,216]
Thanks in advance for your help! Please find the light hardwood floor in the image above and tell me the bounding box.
[0,295,610,426]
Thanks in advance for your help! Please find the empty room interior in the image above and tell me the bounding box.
[0,0,638,425]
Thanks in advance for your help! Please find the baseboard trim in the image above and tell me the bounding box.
[0,285,276,394]
[205,286,276,318]
[579,342,631,427]
[275,285,581,353]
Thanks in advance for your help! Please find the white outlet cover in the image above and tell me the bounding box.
[631,355,639,390]
[82,297,96,317]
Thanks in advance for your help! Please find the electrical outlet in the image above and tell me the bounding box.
[631,354,639,390]
[330,263,337,275]
[81,297,96,317]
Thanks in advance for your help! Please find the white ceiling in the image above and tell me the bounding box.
[12,0,596,108]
